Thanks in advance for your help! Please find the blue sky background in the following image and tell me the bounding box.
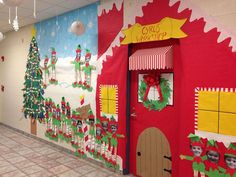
[35,2,98,59]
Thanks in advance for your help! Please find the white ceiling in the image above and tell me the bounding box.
[0,0,98,33]
[1,0,236,34]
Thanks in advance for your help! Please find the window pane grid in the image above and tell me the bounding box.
[197,90,236,136]
[100,86,117,115]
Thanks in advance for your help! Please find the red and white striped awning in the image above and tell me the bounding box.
[129,46,173,70]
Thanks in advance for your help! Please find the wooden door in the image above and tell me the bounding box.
[136,127,171,177]
[30,119,37,135]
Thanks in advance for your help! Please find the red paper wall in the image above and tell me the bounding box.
[98,3,123,58]
[97,3,128,170]
[97,0,236,176]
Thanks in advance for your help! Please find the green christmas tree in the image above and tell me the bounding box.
[22,36,45,120]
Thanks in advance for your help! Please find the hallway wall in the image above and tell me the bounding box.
[0,24,73,151]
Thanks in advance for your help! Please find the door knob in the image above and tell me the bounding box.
[163,168,172,174]
[137,152,141,156]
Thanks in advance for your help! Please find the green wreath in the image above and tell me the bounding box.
[139,77,171,111]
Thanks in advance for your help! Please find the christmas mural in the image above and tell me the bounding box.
[33,2,124,171]
[19,0,236,176]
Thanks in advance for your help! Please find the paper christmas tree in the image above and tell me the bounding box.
[22,36,45,120]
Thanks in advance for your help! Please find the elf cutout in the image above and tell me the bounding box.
[180,134,207,177]
[95,121,103,159]
[42,55,50,88]
[204,140,224,177]
[71,45,84,87]
[49,47,58,84]
[61,97,66,115]
[86,109,95,153]
[63,102,72,141]
[82,49,95,91]
[107,117,124,168]
[76,115,86,158]
[221,143,236,177]
[100,116,109,161]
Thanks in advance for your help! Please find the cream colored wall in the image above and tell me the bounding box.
[0,47,2,123]
[0,24,74,150]
[0,25,32,132]
[190,0,236,32]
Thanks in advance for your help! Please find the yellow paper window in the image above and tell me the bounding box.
[219,113,236,136]
[101,87,108,99]
[100,85,118,115]
[108,87,117,100]
[220,92,236,113]
[197,89,236,137]
[108,100,116,114]
[101,100,108,113]
[198,110,219,133]
[198,91,219,111]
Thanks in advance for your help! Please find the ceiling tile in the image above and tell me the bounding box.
[27,11,55,22]
[40,5,69,16]
[40,0,65,5]
[0,6,9,13]
[19,0,53,11]
[58,0,90,9]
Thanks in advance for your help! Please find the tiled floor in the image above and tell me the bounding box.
[0,125,132,177]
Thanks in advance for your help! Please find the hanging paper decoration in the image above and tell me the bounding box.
[49,47,58,85]
[70,21,85,36]
[0,32,5,42]
[138,73,171,111]
[71,45,84,88]
[180,134,236,177]
[82,49,96,92]
[22,36,45,121]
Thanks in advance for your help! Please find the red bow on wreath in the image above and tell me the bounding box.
[143,73,163,102]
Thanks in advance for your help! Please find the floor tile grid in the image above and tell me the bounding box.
[0,124,133,177]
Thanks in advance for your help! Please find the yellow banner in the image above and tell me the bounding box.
[121,17,187,44]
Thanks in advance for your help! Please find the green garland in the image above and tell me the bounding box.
[139,77,171,111]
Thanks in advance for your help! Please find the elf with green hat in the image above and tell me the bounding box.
[86,109,95,153]
[204,140,224,177]
[95,122,103,159]
[82,49,96,91]
[180,133,207,177]
[71,45,84,87]
[49,47,58,84]
[107,116,124,169]
[220,143,236,177]
[41,55,50,88]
